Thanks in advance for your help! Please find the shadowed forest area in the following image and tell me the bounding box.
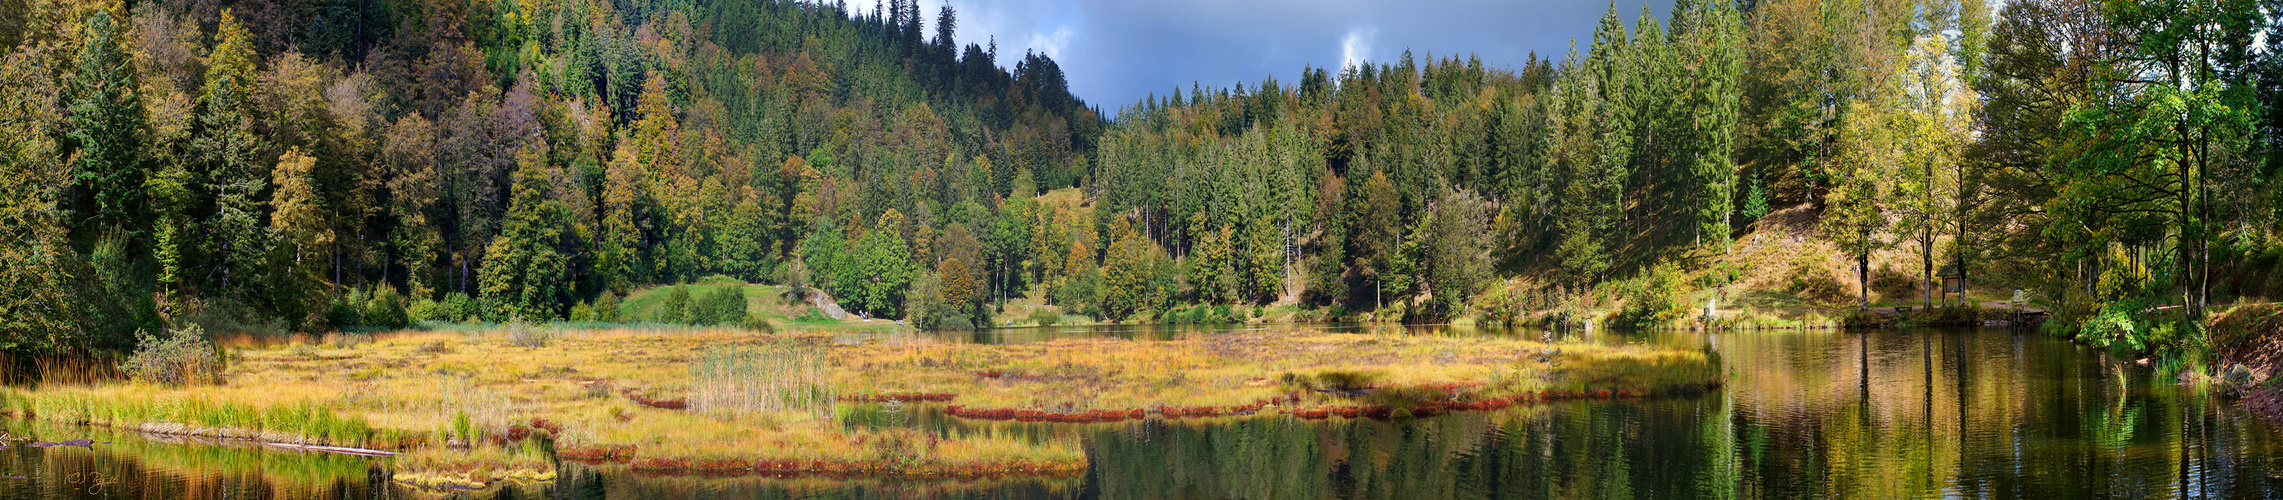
[0,0,2278,368]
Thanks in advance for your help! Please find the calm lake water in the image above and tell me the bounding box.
[3,325,2279,499]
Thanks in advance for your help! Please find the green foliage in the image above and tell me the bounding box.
[1421,190,1493,318]
[691,285,747,326]
[1028,307,1062,326]
[443,293,477,323]
[364,287,410,329]
[66,10,146,232]
[1097,220,1170,321]
[593,293,622,323]
[850,227,916,318]
[325,288,366,328]
[1617,260,1691,327]
[567,301,596,322]
[1161,304,1242,325]
[407,298,445,323]
[659,286,691,324]
[1740,173,1770,224]
[478,152,575,322]
[122,324,222,386]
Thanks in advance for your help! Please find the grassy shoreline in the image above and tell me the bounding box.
[1,325,1719,490]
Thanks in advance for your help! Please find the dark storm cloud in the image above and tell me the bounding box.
[914,0,1678,108]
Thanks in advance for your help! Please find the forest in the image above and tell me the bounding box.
[0,0,2277,366]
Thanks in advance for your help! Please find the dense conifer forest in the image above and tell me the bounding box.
[0,0,2277,366]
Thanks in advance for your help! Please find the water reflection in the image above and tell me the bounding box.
[0,327,2277,499]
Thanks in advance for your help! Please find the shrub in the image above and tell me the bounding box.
[1305,370,1381,393]
[444,293,476,323]
[593,293,622,322]
[364,287,410,329]
[506,322,553,348]
[1029,308,1061,326]
[739,314,775,333]
[407,298,445,323]
[415,340,454,354]
[122,324,224,386]
[567,301,595,322]
[324,288,366,328]
[934,314,975,331]
[1618,260,1690,327]
[660,286,691,324]
[327,333,371,349]
[692,285,746,326]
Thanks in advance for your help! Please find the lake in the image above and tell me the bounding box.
[2,325,2277,498]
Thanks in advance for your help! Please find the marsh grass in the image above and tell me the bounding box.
[393,441,556,489]
[2,324,1712,487]
[0,353,127,386]
[689,343,834,420]
[838,329,1720,414]
[505,320,555,347]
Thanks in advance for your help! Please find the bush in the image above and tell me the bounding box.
[1055,269,1102,317]
[934,314,975,331]
[693,285,747,326]
[740,314,775,333]
[122,324,224,386]
[325,288,366,328]
[1029,308,1061,326]
[567,301,595,322]
[415,340,454,354]
[593,293,622,322]
[444,293,476,323]
[364,287,410,329]
[407,298,445,323]
[660,286,691,324]
[1618,260,1691,327]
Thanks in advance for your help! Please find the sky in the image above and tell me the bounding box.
[904,0,1680,109]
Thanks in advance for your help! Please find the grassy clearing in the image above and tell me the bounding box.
[0,325,1716,490]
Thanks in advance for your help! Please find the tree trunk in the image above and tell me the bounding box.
[1921,229,1933,311]
[1858,252,1870,310]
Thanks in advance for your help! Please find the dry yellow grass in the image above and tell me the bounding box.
[1,325,1716,489]
[838,328,1717,413]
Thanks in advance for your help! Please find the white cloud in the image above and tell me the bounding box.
[1029,25,1075,60]
[1341,27,1377,71]
[911,0,1080,69]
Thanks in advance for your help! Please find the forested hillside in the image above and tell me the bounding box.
[0,0,2278,365]
[0,0,1100,351]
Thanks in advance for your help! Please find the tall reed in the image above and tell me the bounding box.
[688,342,834,420]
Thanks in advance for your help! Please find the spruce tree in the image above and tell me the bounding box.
[66,10,146,235]
[191,10,269,292]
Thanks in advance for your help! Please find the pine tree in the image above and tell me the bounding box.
[1354,169,1403,307]
[192,9,270,292]
[478,150,573,321]
[1679,1,1746,246]
[66,10,146,234]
